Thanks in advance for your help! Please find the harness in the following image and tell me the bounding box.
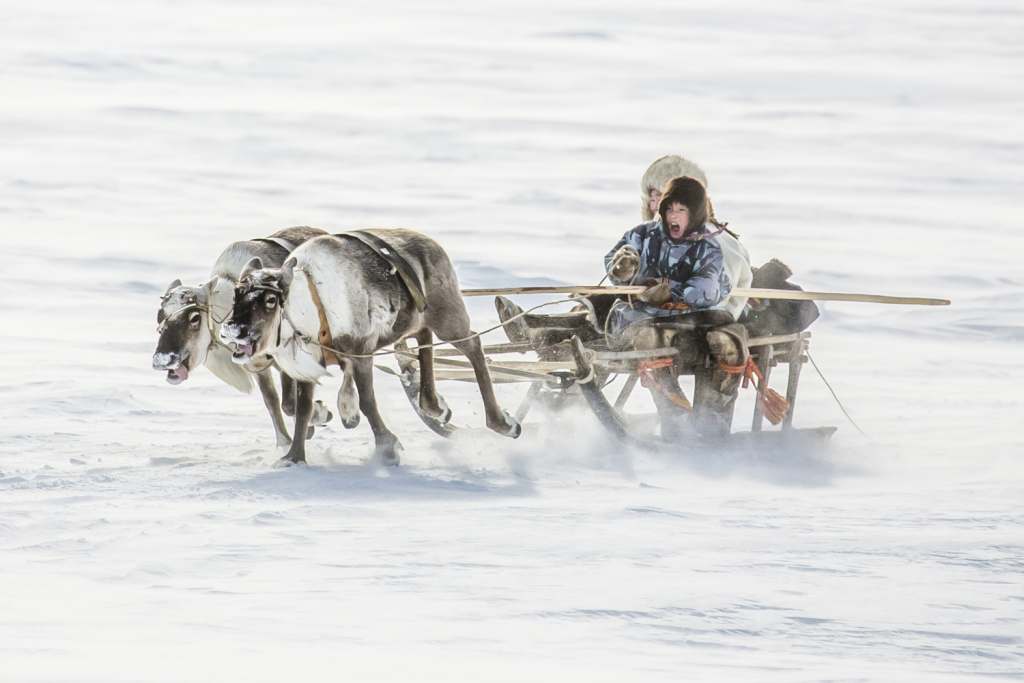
[290,230,428,368]
[158,236,302,367]
[251,236,300,254]
[301,272,341,367]
[239,232,577,366]
[333,230,427,312]
[157,290,210,335]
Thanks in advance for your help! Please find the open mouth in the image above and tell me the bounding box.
[669,222,684,236]
[166,365,190,385]
[231,340,256,362]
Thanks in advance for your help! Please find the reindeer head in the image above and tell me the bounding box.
[219,257,295,364]
[152,279,213,384]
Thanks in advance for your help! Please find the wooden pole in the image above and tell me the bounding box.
[751,346,773,433]
[460,285,950,306]
[782,337,806,432]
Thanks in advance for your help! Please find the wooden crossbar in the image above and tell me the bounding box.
[461,285,950,306]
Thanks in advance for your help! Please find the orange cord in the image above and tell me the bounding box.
[719,357,790,425]
[658,301,690,312]
[636,359,692,412]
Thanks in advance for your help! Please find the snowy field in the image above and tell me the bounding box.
[2,1,1023,680]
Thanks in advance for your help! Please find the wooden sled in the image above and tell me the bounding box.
[379,296,836,450]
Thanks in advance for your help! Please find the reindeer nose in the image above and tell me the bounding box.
[152,351,180,370]
[220,322,246,342]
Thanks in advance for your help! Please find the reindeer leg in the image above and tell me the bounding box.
[256,369,291,447]
[429,306,520,439]
[351,356,403,465]
[278,380,314,466]
[415,327,451,423]
[451,335,521,439]
[335,359,361,429]
[280,372,296,417]
[283,367,331,428]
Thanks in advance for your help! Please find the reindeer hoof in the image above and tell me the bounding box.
[375,440,403,467]
[275,454,306,468]
[275,435,292,448]
[436,395,452,424]
[489,410,522,439]
[312,400,333,426]
[336,389,360,429]
[420,395,452,425]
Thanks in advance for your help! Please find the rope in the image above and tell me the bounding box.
[636,358,692,411]
[296,296,583,361]
[222,264,870,438]
[597,246,633,287]
[719,356,789,425]
[300,249,634,362]
[707,196,740,239]
[805,350,869,437]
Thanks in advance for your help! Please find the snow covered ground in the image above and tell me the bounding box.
[2,1,1023,680]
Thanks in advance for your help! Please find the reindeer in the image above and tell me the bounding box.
[219,228,521,466]
[151,226,333,447]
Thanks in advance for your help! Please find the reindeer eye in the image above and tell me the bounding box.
[188,311,202,328]
[265,294,278,309]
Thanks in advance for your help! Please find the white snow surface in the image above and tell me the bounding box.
[2,1,1023,680]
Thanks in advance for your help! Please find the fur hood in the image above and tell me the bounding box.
[641,155,709,220]
[657,176,708,236]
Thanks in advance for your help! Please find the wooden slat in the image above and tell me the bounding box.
[748,333,803,347]
[594,347,678,360]
[432,369,537,384]
[461,285,950,306]
[396,350,556,382]
[484,359,574,372]
[461,285,641,297]
[431,341,534,357]
[782,338,805,431]
[751,345,773,433]
[737,288,950,306]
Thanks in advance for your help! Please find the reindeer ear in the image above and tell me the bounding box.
[195,278,214,305]
[279,257,297,290]
[163,278,182,297]
[239,257,264,280]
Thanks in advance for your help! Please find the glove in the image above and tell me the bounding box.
[609,246,640,282]
[638,278,673,307]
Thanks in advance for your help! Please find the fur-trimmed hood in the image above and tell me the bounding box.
[641,154,709,220]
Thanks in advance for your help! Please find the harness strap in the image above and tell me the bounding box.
[301,270,341,368]
[334,230,427,312]
[205,300,218,349]
[251,236,299,254]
